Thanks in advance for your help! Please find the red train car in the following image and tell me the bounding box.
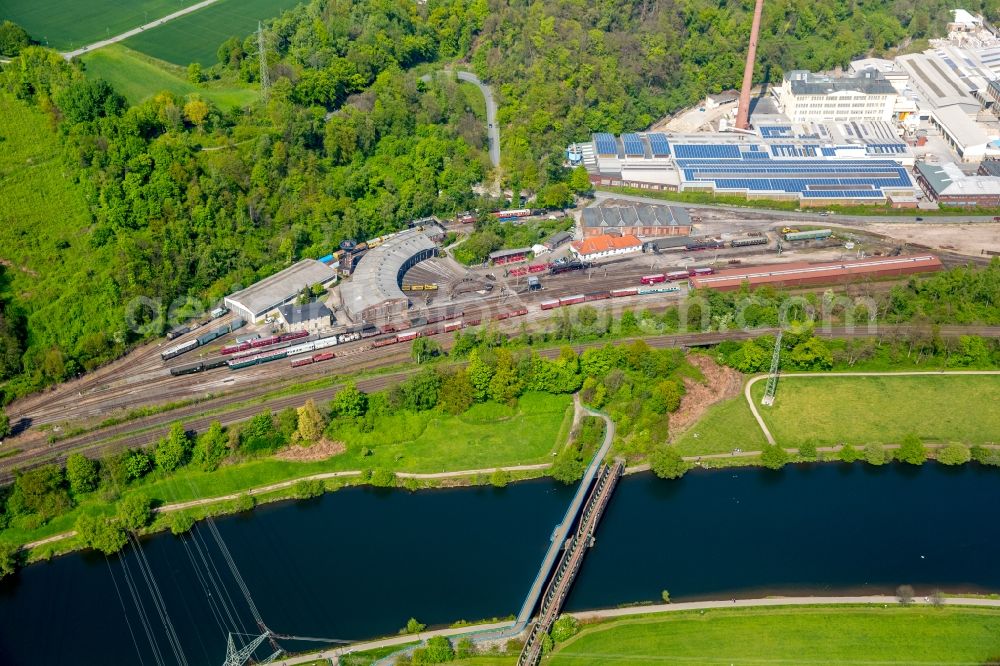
[611,288,639,298]
[584,291,610,302]
[291,357,314,368]
[641,274,667,285]
[559,294,586,306]
[666,270,690,281]
[312,352,336,363]
[540,299,560,310]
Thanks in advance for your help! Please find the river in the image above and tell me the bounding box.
[1,463,998,665]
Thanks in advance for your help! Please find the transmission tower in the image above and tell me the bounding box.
[223,631,281,666]
[761,329,782,406]
[257,21,270,101]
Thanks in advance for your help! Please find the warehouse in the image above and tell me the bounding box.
[581,204,692,238]
[223,259,339,323]
[689,255,943,291]
[914,162,1000,207]
[338,228,438,323]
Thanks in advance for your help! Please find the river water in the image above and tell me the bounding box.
[1,463,998,665]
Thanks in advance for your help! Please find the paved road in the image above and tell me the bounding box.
[421,69,499,167]
[744,370,1000,445]
[594,190,1000,224]
[61,0,220,60]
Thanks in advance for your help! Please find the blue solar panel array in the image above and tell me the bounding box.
[673,144,742,159]
[760,126,793,138]
[821,147,837,156]
[648,133,671,157]
[741,151,771,160]
[866,143,907,154]
[771,144,820,158]
[622,133,644,156]
[676,159,912,199]
[594,133,618,155]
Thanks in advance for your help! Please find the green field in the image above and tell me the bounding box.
[2,0,203,50]
[540,606,1000,665]
[672,392,767,457]
[122,0,304,66]
[81,44,256,108]
[753,374,1000,447]
[5,393,573,547]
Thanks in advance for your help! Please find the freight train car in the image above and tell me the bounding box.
[730,237,769,248]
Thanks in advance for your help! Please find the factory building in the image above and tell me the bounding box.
[223,259,339,323]
[914,161,1000,207]
[774,69,898,123]
[581,204,692,238]
[277,302,335,333]
[338,228,438,324]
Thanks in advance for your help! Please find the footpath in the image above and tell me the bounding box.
[282,595,1000,664]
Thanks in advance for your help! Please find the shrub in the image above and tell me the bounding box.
[759,444,788,470]
[863,443,888,466]
[117,494,153,530]
[897,434,927,465]
[76,514,128,555]
[797,440,818,459]
[649,445,690,480]
[839,443,860,463]
[233,493,255,512]
[0,541,20,579]
[169,512,195,535]
[896,584,915,604]
[371,468,396,487]
[936,442,971,466]
[403,617,426,634]
[490,469,511,488]
[971,445,1000,467]
[550,615,580,642]
[293,479,325,499]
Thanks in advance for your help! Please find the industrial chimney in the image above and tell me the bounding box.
[735,0,765,130]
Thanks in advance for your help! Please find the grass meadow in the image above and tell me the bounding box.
[672,392,767,456]
[81,45,256,108]
[753,374,1000,447]
[543,606,1000,665]
[122,0,304,66]
[2,0,202,50]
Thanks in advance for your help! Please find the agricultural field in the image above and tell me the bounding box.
[543,606,1000,665]
[2,0,203,51]
[81,44,256,109]
[122,0,304,66]
[752,374,1000,447]
[672,392,767,456]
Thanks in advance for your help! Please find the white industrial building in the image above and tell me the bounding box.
[224,260,339,323]
[774,70,898,123]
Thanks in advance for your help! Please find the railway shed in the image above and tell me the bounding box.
[339,228,438,323]
[277,302,334,333]
[689,255,943,291]
[223,260,338,323]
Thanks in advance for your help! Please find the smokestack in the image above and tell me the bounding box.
[735,0,765,130]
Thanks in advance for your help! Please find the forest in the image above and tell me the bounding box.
[1,0,998,399]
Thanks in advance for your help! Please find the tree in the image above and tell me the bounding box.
[77,515,128,554]
[863,443,888,466]
[489,469,510,487]
[371,468,396,487]
[186,62,205,83]
[0,407,10,438]
[66,453,100,494]
[192,421,228,471]
[896,584,915,605]
[404,618,426,634]
[729,340,769,373]
[420,636,455,663]
[439,370,475,415]
[117,494,153,531]
[839,443,860,463]
[122,449,152,482]
[296,399,326,443]
[649,380,683,414]
[760,444,788,470]
[411,337,443,363]
[332,383,367,418]
[488,349,522,404]
[649,445,690,480]
[897,434,927,465]
[788,337,833,370]
[466,349,494,401]
[0,20,30,56]
[661,589,671,603]
[971,445,1000,467]
[155,422,192,472]
[929,589,945,607]
[169,512,195,535]
[55,79,126,124]
[241,410,282,453]
[9,464,72,520]
[0,541,20,578]
[183,98,210,127]
[550,615,579,642]
[569,165,592,194]
[936,442,971,466]
[293,479,325,498]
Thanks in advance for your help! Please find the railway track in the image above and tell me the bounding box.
[3,324,997,482]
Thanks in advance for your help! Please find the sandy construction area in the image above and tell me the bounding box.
[865,223,1000,257]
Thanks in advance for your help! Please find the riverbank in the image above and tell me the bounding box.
[286,597,1000,665]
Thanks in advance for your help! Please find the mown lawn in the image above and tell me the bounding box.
[81,44,256,109]
[2,0,203,50]
[753,374,1000,447]
[543,606,1000,665]
[672,392,766,457]
[123,0,305,66]
[5,393,573,546]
